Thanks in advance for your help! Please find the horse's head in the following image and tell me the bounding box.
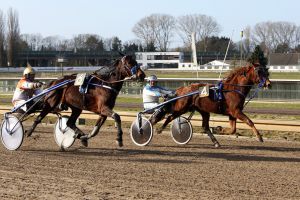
[226,63,271,89]
[251,63,271,89]
[120,55,145,82]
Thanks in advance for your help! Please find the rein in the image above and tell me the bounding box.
[91,56,137,84]
[220,78,266,107]
[92,74,132,84]
[243,78,266,108]
[215,65,267,107]
[86,75,123,94]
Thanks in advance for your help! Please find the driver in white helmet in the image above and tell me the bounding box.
[12,65,44,113]
[143,75,175,110]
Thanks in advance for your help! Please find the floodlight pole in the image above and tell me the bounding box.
[191,32,198,78]
[240,30,244,66]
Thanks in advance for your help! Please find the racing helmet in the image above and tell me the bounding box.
[23,65,35,80]
[23,66,35,75]
[148,75,158,82]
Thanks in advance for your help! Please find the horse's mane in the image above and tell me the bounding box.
[93,66,117,78]
[224,65,251,82]
[93,58,121,78]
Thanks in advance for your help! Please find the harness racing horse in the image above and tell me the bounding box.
[26,55,145,147]
[150,63,271,147]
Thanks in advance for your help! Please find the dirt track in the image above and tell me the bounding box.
[0,124,299,200]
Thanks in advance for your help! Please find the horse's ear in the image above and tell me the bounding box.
[118,51,125,57]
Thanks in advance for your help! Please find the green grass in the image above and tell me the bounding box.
[146,71,300,79]
[246,101,300,109]
[0,71,300,79]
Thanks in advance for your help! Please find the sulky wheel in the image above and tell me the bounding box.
[54,116,76,149]
[130,116,153,146]
[171,116,193,145]
[1,114,24,151]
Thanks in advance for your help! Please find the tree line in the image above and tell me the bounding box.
[0,8,300,67]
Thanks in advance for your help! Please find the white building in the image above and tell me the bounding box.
[136,52,183,69]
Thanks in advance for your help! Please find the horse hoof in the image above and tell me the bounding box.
[116,140,123,147]
[156,129,162,134]
[25,130,32,137]
[258,137,264,143]
[214,143,221,148]
[80,139,88,147]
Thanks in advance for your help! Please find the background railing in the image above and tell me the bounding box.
[1,78,300,101]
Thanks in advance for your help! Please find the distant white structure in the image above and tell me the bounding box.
[268,65,299,72]
[201,60,230,71]
[191,32,198,67]
[136,52,183,69]
[178,60,230,71]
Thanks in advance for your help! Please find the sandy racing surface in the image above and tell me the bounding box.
[0,124,299,200]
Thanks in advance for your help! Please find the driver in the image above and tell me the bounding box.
[12,65,44,113]
[143,75,175,110]
[142,75,176,125]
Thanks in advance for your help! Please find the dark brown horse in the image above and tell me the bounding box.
[26,55,145,147]
[150,63,271,147]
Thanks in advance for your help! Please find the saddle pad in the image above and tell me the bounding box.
[199,85,209,97]
[74,73,87,86]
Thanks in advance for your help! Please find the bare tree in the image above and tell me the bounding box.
[272,22,297,47]
[7,8,20,67]
[242,26,253,55]
[72,34,104,51]
[252,21,300,53]
[252,22,275,54]
[41,35,63,50]
[0,10,6,67]
[132,15,156,50]
[294,26,300,50]
[153,14,175,51]
[21,33,43,50]
[132,14,175,51]
[177,14,220,51]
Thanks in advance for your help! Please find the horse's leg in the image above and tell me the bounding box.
[200,111,220,147]
[98,107,123,147]
[80,116,107,147]
[233,110,263,142]
[219,115,237,136]
[66,106,83,138]
[26,104,52,137]
[155,114,178,134]
[149,108,167,126]
[58,88,68,110]
[112,112,123,147]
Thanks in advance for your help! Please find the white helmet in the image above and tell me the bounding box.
[23,66,35,76]
[148,75,157,82]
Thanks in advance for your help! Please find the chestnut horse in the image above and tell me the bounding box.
[150,63,271,147]
[26,55,145,147]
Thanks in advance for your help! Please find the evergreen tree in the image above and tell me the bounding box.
[247,45,268,66]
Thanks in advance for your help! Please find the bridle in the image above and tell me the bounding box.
[121,56,140,79]
[91,56,140,84]
[215,65,268,107]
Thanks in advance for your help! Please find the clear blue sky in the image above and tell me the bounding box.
[1,0,299,45]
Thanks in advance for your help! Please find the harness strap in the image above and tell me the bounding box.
[88,83,119,94]
[243,78,266,108]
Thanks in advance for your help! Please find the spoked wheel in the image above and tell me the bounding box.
[171,116,193,145]
[54,116,76,149]
[1,114,24,150]
[130,116,153,146]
